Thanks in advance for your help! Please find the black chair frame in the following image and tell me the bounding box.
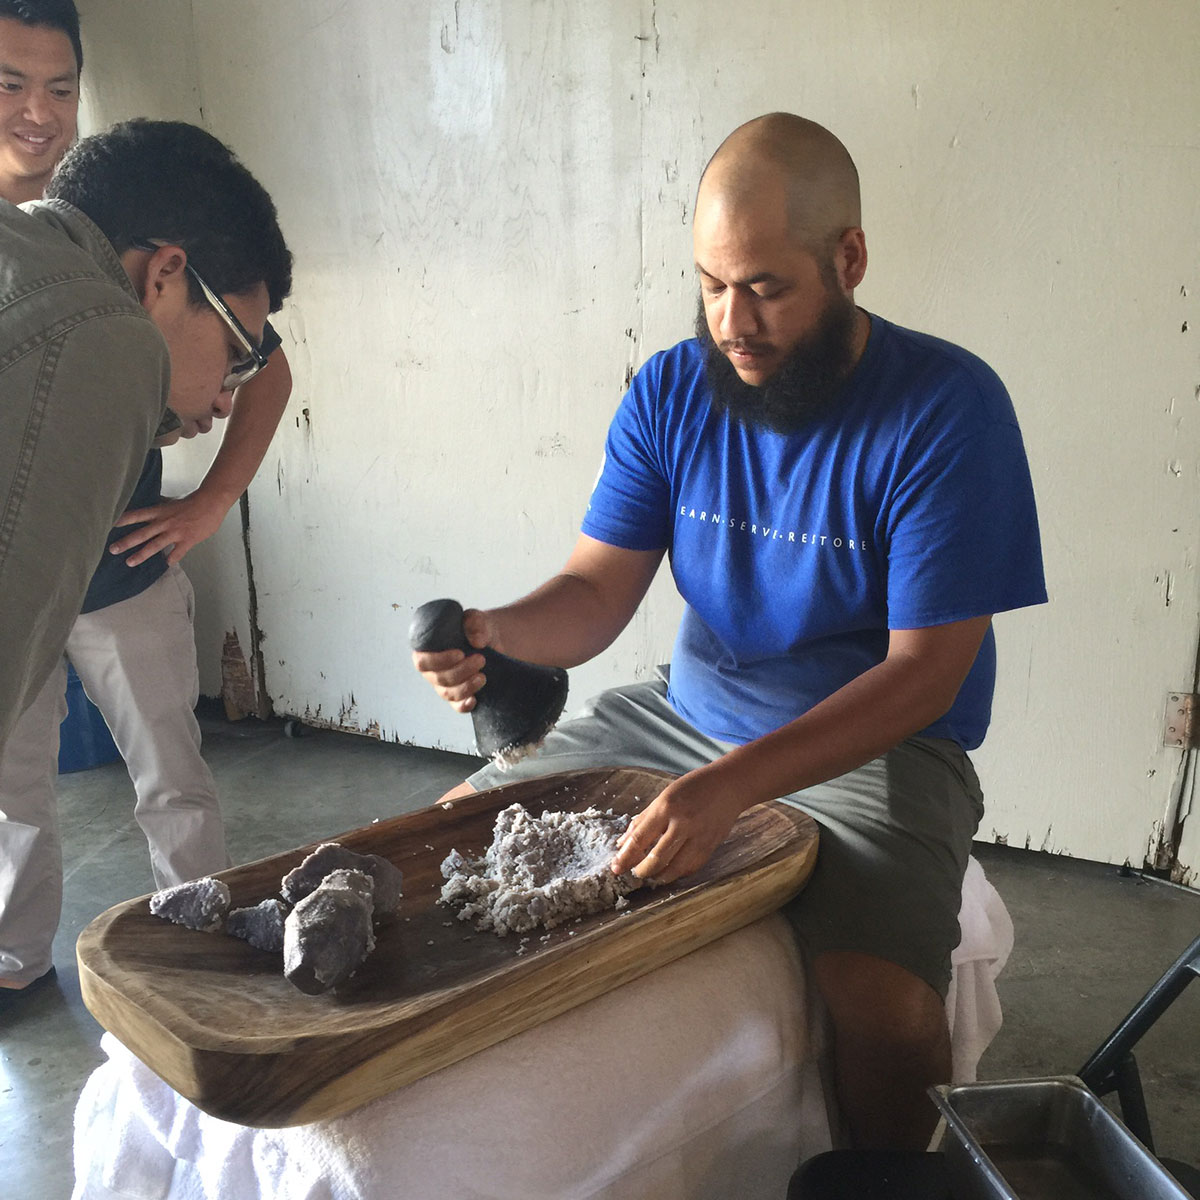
[1074,930,1200,1195]
[1076,931,1200,1155]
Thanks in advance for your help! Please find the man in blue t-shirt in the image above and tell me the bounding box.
[414,113,1046,1150]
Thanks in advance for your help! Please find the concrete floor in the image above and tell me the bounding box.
[2,712,1197,1199]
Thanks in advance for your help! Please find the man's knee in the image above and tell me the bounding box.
[438,780,479,804]
[813,950,948,1051]
[812,951,950,1148]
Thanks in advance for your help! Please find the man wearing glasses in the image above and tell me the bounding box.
[0,94,292,999]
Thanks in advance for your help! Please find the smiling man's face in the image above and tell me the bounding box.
[0,17,78,204]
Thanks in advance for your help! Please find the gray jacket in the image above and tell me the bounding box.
[0,198,171,751]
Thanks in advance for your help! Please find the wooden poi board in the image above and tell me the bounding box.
[77,766,818,1127]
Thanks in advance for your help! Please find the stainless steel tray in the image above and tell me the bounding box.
[931,1076,1192,1200]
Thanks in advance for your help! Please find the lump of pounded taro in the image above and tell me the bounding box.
[149,876,230,932]
[283,869,376,995]
[226,898,289,953]
[440,804,643,936]
[280,842,403,917]
[439,847,473,877]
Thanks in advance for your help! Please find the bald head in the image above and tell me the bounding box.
[691,114,870,390]
[696,113,860,256]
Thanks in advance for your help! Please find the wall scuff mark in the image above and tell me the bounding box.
[238,492,272,720]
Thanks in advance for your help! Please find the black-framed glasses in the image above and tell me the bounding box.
[133,240,268,391]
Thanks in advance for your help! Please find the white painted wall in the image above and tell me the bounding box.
[77,1,1200,877]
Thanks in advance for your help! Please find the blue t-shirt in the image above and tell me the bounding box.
[580,315,1047,751]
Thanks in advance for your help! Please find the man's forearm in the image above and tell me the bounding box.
[196,349,292,508]
[701,617,992,812]
[480,536,664,669]
[485,571,631,667]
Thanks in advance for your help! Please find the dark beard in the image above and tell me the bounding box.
[695,289,859,434]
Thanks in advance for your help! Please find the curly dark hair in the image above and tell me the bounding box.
[0,0,82,72]
[46,119,292,310]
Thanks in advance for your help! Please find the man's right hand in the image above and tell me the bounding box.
[411,606,495,712]
[411,535,664,713]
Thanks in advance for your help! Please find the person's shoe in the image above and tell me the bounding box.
[0,966,58,1010]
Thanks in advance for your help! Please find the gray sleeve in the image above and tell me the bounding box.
[0,310,170,755]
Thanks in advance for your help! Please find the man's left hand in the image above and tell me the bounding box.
[109,492,231,566]
[610,768,746,885]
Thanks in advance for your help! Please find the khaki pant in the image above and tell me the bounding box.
[469,672,983,997]
[0,566,228,984]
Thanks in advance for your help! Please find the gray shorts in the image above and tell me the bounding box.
[468,673,984,998]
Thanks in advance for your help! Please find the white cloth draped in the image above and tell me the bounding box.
[72,856,1012,1200]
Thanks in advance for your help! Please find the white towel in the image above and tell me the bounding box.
[73,858,1013,1200]
[947,856,1015,1084]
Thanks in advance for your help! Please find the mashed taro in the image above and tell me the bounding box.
[439,804,644,935]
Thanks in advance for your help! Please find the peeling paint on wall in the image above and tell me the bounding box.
[295,695,385,740]
[1145,818,1179,874]
[220,631,258,721]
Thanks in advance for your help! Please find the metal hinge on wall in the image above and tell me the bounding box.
[1163,693,1200,748]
